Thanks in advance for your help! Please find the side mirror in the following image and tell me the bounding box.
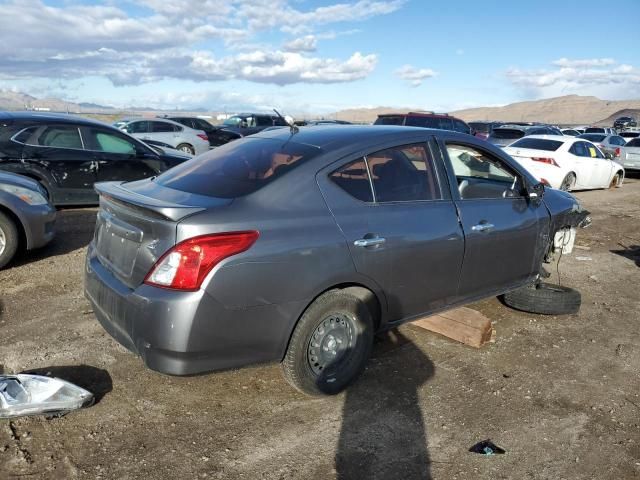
[527,182,545,202]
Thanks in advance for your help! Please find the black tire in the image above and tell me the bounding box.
[282,289,375,396]
[176,143,195,155]
[502,282,581,315]
[0,211,19,270]
[560,173,575,191]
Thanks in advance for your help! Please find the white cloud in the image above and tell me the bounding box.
[552,58,615,68]
[506,58,640,97]
[284,35,318,53]
[395,65,437,87]
[0,0,401,86]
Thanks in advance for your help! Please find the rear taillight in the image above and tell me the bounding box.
[531,157,560,167]
[197,133,208,142]
[144,231,259,291]
[615,147,621,157]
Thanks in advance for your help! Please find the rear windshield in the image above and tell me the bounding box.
[374,116,405,126]
[491,128,524,140]
[509,138,563,151]
[585,127,604,133]
[621,132,639,138]
[579,134,606,142]
[155,137,320,198]
[469,122,490,133]
[627,138,640,147]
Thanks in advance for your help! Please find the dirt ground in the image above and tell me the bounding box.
[1,177,639,480]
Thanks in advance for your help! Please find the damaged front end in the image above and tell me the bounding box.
[543,192,591,264]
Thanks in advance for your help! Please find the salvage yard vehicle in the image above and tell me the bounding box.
[374,111,471,135]
[577,133,627,160]
[0,171,55,269]
[487,124,563,147]
[504,135,625,191]
[85,125,589,396]
[620,137,640,171]
[613,116,637,130]
[0,112,191,206]
[207,113,290,147]
[116,118,210,156]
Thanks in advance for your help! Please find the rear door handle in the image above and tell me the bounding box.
[354,237,386,247]
[471,223,494,232]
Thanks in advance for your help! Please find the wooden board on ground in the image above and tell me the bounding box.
[411,307,493,348]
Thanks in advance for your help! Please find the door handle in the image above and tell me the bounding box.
[354,237,386,247]
[471,223,494,232]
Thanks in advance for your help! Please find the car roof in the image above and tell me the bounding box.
[377,111,455,119]
[0,110,112,128]
[252,124,468,150]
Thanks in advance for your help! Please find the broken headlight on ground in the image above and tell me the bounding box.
[0,374,94,419]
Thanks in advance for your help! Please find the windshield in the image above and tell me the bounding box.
[469,122,490,133]
[510,138,563,151]
[155,137,321,198]
[222,116,249,127]
[579,134,606,142]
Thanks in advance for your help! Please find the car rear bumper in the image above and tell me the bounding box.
[84,243,304,375]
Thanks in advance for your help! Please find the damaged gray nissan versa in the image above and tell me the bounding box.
[84,125,590,395]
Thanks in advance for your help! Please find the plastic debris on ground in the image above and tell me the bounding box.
[0,374,94,419]
[469,439,506,455]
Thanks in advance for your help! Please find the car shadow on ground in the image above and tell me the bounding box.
[336,330,434,480]
[10,208,97,268]
[21,365,113,404]
[611,244,640,267]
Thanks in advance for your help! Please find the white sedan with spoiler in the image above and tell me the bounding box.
[504,135,625,191]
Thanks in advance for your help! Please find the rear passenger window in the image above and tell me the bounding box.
[33,126,83,149]
[446,143,524,199]
[453,119,470,134]
[330,144,441,203]
[151,122,177,133]
[330,160,373,202]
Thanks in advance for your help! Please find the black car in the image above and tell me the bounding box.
[374,111,471,135]
[613,116,637,130]
[207,113,289,147]
[0,112,190,206]
[487,124,563,147]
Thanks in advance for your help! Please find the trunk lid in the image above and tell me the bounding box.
[93,179,230,289]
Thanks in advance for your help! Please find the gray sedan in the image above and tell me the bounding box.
[578,133,627,159]
[0,172,56,269]
[620,137,640,171]
[85,126,588,395]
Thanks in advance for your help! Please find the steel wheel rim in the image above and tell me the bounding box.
[0,226,6,256]
[307,313,355,376]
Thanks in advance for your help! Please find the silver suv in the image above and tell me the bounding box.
[115,118,210,156]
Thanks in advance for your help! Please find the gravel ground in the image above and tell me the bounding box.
[1,177,639,480]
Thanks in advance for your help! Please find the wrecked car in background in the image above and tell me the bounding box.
[84,125,590,396]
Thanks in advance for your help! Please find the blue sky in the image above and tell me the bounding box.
[1,0,639,114]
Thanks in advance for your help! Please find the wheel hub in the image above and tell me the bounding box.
[307,314,354,376]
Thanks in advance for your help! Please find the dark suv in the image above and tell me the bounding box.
[0,112,190,205]
[613,116,637,130]
[208,113,289,147]
[374,112,471,134]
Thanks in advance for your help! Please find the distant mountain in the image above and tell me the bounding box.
[332,95,640,125]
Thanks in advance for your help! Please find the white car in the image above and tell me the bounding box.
[504,135,625,191]
[115,118,210,156]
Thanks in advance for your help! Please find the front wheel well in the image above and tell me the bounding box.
[0,205,27,252]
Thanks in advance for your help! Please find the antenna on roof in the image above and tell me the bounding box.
[273,108,299,135]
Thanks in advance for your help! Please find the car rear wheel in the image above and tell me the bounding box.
[0,211,19,269]
[282,289,375,396]
[502,282,581,315]
[176,143,195,155]
[560,173,576,191]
